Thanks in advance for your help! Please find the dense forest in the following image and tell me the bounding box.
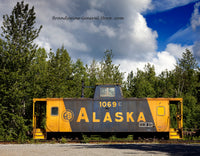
[0,1,200,141]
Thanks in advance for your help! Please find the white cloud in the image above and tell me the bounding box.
[148,0,198,13]
[83,23,116,38]
[35,38,51,52]
[114,59,146,79]
[114,12,158,61]
[99,25,116,38]
[166,1,200,49]
[193,41,200,63]
[83,9,104,17]
[2,0,198,77]
[38,25,89,53]
[24,0,154,60]
[116,43,194,78]
[0,0,161,75]
[165,0,200,65]
[165,43,193,59]
[89,0,106,9]
[40,0,156,61]
[191,1,200,30]
[116,50,176,78]
[152,51,176,73]
[168,27,192,42]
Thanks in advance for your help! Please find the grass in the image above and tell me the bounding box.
[81,134,134,143]
[183,135,200,141]
[60,137,68,143]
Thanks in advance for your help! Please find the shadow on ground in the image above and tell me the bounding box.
[72,143,200,156]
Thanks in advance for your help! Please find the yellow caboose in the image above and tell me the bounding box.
[33,84,183,139]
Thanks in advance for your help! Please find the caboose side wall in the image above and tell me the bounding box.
[43,98,172,133]
[33,97,183,139]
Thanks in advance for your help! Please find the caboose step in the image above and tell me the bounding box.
[33,128,46,139]
[35,128,43,133]
[170,132,178,135]
[170,128,178,132]
[170,135,181,139]
[169,128,181,139]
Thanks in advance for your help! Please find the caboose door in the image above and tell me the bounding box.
[46,99,60,132]
[156,101,170,132]
[33,99,47,139]
[33,100,46,129]
[169,99,183,139]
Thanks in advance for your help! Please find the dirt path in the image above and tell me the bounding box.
[0,143,200,156]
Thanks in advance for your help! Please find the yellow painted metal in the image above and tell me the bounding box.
[33,100,35,130]
[32,98,47,139]
[147,98,183,138]
[169,128,181,139]
[147,98,170,132]
[157,106,165,116]
[46,99,60,132]
[178,99,183,138]
[45,98,72,132]
[33,98,72,139]
[170,135,181,139]
[33,128,45,139]
[33,97,183,139]
[169,99,183,139]
[148,98,183,139]
[59,100,72,132]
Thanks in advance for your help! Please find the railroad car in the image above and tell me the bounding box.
[33,84,183,139]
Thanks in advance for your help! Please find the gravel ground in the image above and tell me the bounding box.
[0,143,200,156]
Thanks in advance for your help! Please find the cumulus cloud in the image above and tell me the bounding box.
[115,12,158,61]
[83,8,104,17]
[12,0,157,62]
[152,51,176,72]
[1,0,198,78]
[165,43,193,59]
[117,50,176,78]
[117,43,193,78]
[85,23,116,38]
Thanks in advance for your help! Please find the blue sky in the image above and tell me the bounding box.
[145,2,196,51]
[0,0,200,76]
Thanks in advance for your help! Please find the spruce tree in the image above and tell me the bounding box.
[98,49,124,84]
[47,46,73,97]
[174,49,199,128]
[127,63,156,98]
[0,1,42,141]
[72,59,88,97]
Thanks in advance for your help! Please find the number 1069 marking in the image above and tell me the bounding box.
[99,101,118,108]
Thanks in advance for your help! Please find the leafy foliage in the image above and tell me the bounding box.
[97,49,124,84]
[46,46,73,97]
[0,1,42,141]
[126,63,156,97]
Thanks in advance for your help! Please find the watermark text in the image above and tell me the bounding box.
[52,16,124,21]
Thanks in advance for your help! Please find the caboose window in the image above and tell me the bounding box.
[51,107,58,116]
[157,106,165,116]
[100,87,115,97]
